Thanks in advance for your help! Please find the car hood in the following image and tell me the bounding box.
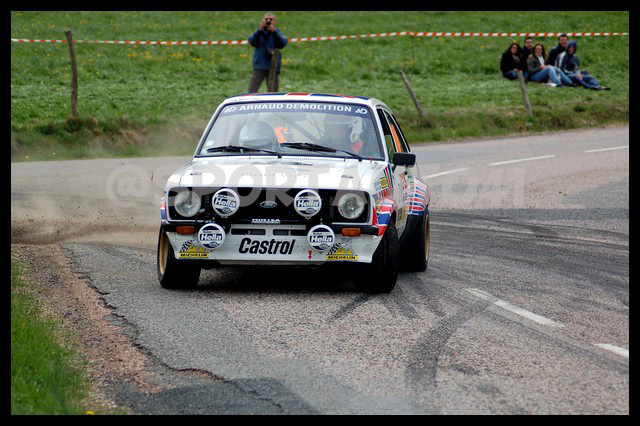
[167,156,381,192]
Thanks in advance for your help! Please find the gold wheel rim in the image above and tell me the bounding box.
[159,230,169,275]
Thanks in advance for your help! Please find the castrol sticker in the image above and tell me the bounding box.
[197,223,226,251]
[307,224,335,251]
[211,188,240,217]
[294,189,322,218]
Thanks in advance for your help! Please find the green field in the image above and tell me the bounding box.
[11,11,629,161]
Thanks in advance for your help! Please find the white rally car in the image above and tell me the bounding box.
[157,92,430,292]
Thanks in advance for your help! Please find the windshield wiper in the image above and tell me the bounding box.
[280,142,362,161]
[206,145,281,157]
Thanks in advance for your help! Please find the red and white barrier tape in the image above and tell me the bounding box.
[11,31,629,45]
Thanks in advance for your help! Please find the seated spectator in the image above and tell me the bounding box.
[522,36,534,60]
[500,42,526,80]
[556,40,610,90]
[526,43,573,87]
[547,34,569,69]
[521,37,534,79]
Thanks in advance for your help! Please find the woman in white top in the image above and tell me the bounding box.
[526,43,573,87]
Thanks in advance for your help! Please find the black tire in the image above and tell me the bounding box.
[400,213,430,272]
[157,227,201,289]
[353,218,399,293]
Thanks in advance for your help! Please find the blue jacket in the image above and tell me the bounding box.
[248,28,288,72]
[557,40,580,73]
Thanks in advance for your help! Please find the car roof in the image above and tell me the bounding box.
[222,92,391,111]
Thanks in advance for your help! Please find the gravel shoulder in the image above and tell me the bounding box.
[11,243,232,414]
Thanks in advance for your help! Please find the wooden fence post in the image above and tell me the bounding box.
[517,70,532,117]
[399,69,430,127]
[64,30,79,117]
[267,48,281,92]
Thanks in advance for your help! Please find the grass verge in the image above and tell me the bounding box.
[11,258,92,415]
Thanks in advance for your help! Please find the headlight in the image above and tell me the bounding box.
[174,190,201,217]
[337,193,365,219]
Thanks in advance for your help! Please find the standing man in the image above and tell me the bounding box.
[547,33,569,67]
[247,12,288,93]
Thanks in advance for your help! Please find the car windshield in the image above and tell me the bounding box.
[198,101,384,160]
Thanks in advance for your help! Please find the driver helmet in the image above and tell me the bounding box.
[324,114,364,144]
[239,121,276,148]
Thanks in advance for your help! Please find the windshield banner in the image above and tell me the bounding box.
[219,102,372,118]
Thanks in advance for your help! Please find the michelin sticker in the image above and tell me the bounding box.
[197,223,226,250]
[307,224,335,251]
[326,239,359,261]
[179,240,210,258]
[211,188,240,217]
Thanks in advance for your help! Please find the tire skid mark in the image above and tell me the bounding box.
[376,284,421,320]
[402,271,448,318]
[432,211,628,248]
[409,269,629,381]
[481,307,629,372]
[327,293,375,322]
[404,298,490,395]
[433,214,628,301]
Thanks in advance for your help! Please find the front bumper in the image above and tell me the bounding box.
[164,223,382,265]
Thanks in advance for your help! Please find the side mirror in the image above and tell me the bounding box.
[392,152,416,168]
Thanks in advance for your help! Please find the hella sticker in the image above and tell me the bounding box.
[211,188,240,217]
[307,224,335,251]
[197,223,226,250]
[294,189,322,218]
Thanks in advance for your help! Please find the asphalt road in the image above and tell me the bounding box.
[11,126,629,414]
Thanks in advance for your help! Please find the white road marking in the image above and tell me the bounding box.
[584,145,629,153]
[466,288,565,327]
[489,155,555,166]
[422,168,469,179]
[594,344,629,358]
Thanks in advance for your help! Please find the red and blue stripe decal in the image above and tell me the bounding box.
[372,198,395,237]
[160,196,167,221]
[407,178,429,216]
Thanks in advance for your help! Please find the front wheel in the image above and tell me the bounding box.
[157,227,201,289]
[352,218,399,293]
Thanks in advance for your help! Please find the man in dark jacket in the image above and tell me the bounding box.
[520,36,534,80]
[522,36,534,59]
[556,40,610,90]
[547,33,568,68]
[247,12,288,93]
